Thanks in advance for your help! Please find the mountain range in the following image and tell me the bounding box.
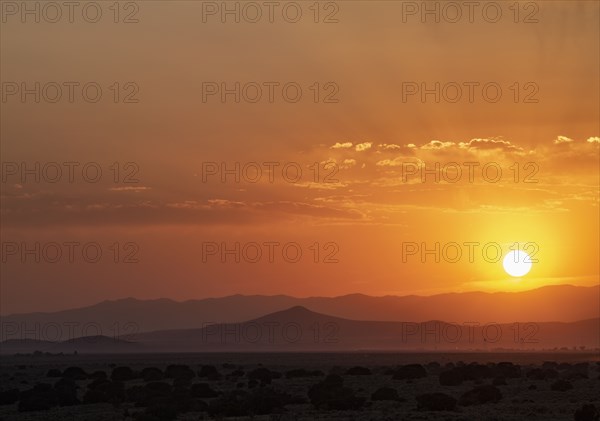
[1,306,597,354]
[1,285,597,343]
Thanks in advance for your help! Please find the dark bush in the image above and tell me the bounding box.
[137,399,178,421]
[458,385,502,406]
[126,385,147,405]
[135,397,208,419]
[89,371,107,381]
[190,383,218,398]
[62,366,87,380]
[551,379,573,392]
[345,366,372,376]
[165,365,195,381]
[144,381,172,399]
[111,366,136,382]
[426,362,441,372]
[321,374,343,386]
[574,403,599,421]
[526,368,558,380]
[141,367,164,382]
[54,378,80,406]
[83,380,125,404]
[248,367,281,385]
[173,377,192,388]
[0,388,20,405]
[228,369,245,378]
[208,388,294,416]
[286,369,323,379]
[392,364,427,380]
[197,365,221,380]
[563,364,589,380]
[170,383,200,414]
[492,376,507,386]
[127,381,172,407]
[371,387,399,401]
[46,369,62,378]
[439,368,464,386]
[18,383,58,412]
[461,363,493,381]
[308,375,365,410]
[416,392,456,411]
[558,363,572,371]
[495,362,522,378]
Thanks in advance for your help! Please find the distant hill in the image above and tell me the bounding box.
[0,335,141,354]
[3,306,597,354]
[134,306,600,352]
[1,284,598,341]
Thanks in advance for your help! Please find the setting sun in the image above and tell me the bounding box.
[0,2,598,420]
[503,250,533,278]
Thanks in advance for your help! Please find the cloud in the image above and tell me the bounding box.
[376,157,422,167]
[379,143,401,150]
[4,134,597,229]
[108,186,152,192]
[554,135,574,144]
[355,142,373,152]
[0,192,364,227]
[292,182,348,190]
[340,159,356,169]
[420,140,455,150]
[458,138,523,152]
[330,142,353,149]
[206,199,247,208]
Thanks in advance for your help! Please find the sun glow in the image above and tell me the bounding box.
[502,250,533,277]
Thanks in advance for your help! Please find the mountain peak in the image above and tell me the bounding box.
[249,305,341,324]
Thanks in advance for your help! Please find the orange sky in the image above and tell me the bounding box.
[1,1,599,314]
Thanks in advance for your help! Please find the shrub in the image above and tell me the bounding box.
[416,392,456,411]
[458,385,502,406]
[371,387,399,401]
[392,364,426,380]
[345,366,372,376]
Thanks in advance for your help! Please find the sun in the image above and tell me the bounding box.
[502,250,532,277]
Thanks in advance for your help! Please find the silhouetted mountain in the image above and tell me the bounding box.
[134,306,600,352]
[0,335,141,354]
[2,306,597,354]
[1,285,597,341]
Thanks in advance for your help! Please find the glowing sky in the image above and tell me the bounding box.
[1,1,598,313]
